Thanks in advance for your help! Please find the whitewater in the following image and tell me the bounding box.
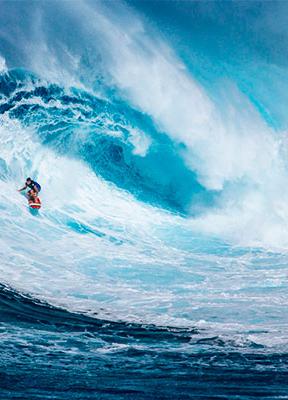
[0,1,288,399]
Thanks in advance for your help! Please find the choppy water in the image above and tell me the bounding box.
[1,1,288,398]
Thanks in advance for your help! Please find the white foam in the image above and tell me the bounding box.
[0,55,7,73]
[0,118,287,349]
[0,0,282,189]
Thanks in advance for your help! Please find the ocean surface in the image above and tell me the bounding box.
[1,1,288,398]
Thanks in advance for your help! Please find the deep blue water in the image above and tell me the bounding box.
[1,1,288,398]
[1,284,288,400]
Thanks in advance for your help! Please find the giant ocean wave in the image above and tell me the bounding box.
[1,1,288,398]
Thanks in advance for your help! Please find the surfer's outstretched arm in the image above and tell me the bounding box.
[18,184,27,192]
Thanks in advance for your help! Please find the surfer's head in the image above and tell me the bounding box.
[26,177,32,184]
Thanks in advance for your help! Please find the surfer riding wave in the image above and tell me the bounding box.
[18,178,42,209]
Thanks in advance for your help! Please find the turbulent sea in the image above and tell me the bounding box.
[1,1,288,398]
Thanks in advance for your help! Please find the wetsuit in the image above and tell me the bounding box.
[27,180,41,192]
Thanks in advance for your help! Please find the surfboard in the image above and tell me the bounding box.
[29,202,41,209]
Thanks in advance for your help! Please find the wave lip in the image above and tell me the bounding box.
[0,68,212,214]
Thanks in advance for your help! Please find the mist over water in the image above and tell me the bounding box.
[1,1,288,398]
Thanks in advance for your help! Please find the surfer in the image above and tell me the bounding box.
[18,177,41,194]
